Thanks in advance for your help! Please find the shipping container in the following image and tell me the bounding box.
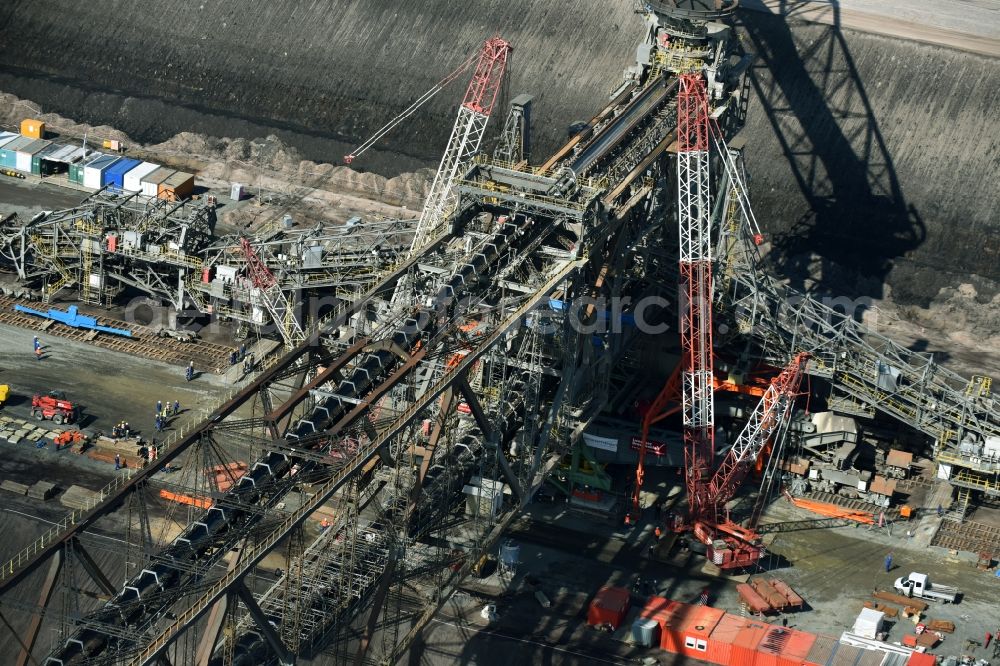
[586,586,631,630]
[756,627,815,666]
[158,170,195,201]
[20,118,45,139]
[730,623,770,666]
[704,613,748,665]
[16,138,51,173]
[83,155,122,190]
[122,162,159,192]
[663,604,725,659]
[0,136,33,169]
[102,157,141,189]
[906,652,936,666]
[631,617,660,647]
[32,143,65,175]
[141,167,175,197]
[70,153,103,184]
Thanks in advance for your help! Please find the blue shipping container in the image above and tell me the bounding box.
[102,157,141,189]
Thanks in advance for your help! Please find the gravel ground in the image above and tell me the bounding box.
[0,323,229,441]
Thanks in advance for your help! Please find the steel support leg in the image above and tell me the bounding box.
[196,538,247,666]
[236,581,294,666]
[72,539,116,597]
[15,550,62,666]
[457,377,524,504]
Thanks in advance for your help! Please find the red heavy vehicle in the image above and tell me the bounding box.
[31,390,78,425]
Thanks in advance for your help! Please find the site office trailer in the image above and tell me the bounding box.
[71,153,104,184]
[586,586,631,630]
[122,161,159,192]
[755,626,816,666]
[702,612,748,665]
[83,155,121,189]
[15,138,51,173]
[0,136,33,169]
[102,157,141,189]
[141,167,175,197]
[33,143,66,175]
[158,171,195,201]
[730,623,770,666]
[661,604,726,659]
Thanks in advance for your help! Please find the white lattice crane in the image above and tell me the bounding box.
[408,37,511,256]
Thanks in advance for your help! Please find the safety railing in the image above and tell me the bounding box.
[0,466,136,580]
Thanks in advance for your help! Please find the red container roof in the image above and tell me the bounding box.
[756,626,815,662]
[592,586,630,612]
[708,613,751,646]
[668,604,725,638]
[907,652,937,666]
[733,622,771,651]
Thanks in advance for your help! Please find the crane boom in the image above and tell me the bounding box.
[677,72,716,520]
[239,237,305,346]
[343,50,480,164]
[706,352,809,515]
[408,36,511,256]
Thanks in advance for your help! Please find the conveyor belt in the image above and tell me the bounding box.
[570,77,674,175]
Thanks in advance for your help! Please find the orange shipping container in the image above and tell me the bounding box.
[158,170,195,201]
[731,623,770,666]
[586,586,631,630]
[664,604,725,659]
[705,613,750,665]
[20,118,45,139]
[755,626,815,666]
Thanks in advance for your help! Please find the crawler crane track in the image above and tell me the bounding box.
[0,295,234,371]
[931,517,1000,554]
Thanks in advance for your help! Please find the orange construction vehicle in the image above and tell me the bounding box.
[31,391,78,425]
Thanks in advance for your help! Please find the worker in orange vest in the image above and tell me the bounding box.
[320,517,330,532]
[624,514,632,526]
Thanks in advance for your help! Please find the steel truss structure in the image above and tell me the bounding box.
[0,27,696,661]
[0,193,419,345]
[0,7,994,666]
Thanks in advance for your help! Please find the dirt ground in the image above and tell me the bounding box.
[0,323,229,439]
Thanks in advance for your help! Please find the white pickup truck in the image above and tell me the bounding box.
[893,572,960,603]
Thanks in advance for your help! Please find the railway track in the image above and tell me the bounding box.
[0,295,233,372]
[931,517,1000,554]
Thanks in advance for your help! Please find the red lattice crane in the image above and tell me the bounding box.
[631,72,807,569]
[676,72,717,523]
[239,237,304,346]
[694,352,809,568]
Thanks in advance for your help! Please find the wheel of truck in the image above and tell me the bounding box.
[32,410,43,421]
[52,414,64,425]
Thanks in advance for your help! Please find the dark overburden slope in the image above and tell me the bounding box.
[0,1,996,303]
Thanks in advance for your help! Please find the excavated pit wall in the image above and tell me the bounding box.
[0,1,997,307]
